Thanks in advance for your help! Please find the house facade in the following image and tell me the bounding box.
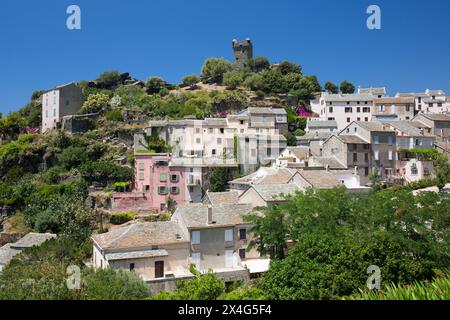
[41,83,84,133]
[372,97,415,121]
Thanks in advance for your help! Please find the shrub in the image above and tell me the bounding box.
[201,58,233,84]
[110,212,138,225]
[80,93,110,114]
[105,109,124,122]
[58,146,88,170]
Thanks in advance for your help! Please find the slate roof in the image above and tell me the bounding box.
[283,147,309,160]
[229,167,294,185]
[386,121,435,137]
[374,97,415,104]
[10,233,56,250]
[297,132,333,141]
[0,244,21,265]
[297,170,342,189]
[92,221,188,251]
[174,203,254,229]
[354,121,394,132]
[322,93,375,102]
[419,114,450,121]
[307,120,338,128]
[251,184,300,202]
[358,87,387,95]
[337,135,369,144]
[105,249,169,261]
[310,157,347,169]
[205,191,240,206]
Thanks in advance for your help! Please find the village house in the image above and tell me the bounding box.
[372,97,415,122]
[310,92,375,130]
[296,132,333,157]
[412,113,450,143]
[275,146,310,168]
[41,82,84,133]
[92,203,268,293]
[396,89,449,114]
[0,233,56,272]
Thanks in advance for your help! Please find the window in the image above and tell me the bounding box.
[139,173,144,181]
[388,136,393,145]
[363,107,370,113]
[357,117,361,121]
[191,231,200,245]
[347,101,350,105]
[139,162,145,170]
[217,138,222,144]
[365,167,369,176]
[379,105,385,111]
[329,107,333,113]
[328,117,335,121]
[365,117,369,122]
[65,100,70,106]
[329,102,333,105]
[365,153,369,162]
[209,128,213,134]
[374,136,380,144]
[225,250,235,268]
[53,109,56,117]
[240,120,244,125]
[129,263,135,271]
[374,151,379,161]
[155,261,164,278]
[239,228,247,240]
[225,229,233,242]
[345,107,352,113]
[45,110,48,118]
[353,153,358,162]
[196,128,200,134]
[192,252,201,269]
[239,249,246,259]
[158,186,168,195]
[411,165,418,176]
[388,151,393,160]
[212,149,216,155]
[363,144,369,150]
[160,173,167,182]
[170,174,179,183]
[406,105,410,112]
[196,138,201,144]
[170,186,180,195]
[347,117,351,123]
[220,128,224,134]
[357,107,361,113]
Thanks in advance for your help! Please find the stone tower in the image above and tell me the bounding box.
[232,38,253,69]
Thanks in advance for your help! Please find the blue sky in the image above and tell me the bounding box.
[0,0,449,114]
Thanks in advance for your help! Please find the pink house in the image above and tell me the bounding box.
[134,153,187,212]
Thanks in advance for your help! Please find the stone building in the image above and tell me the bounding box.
[232,38,253,69]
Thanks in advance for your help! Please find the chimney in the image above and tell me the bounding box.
[207,205,213,224]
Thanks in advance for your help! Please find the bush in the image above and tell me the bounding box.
[201,58,233,84]
[105,109,124,122]
[146,77,166,95]
[80,93,110,114]
[58,146,88,170]
[182,75,200,89]
[110,212,138,225]
[223,71,243,89]
[96,71,122,90]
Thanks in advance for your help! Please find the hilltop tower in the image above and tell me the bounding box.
[232,38,253,69]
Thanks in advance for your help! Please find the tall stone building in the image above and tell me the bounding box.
[232,38,253,69]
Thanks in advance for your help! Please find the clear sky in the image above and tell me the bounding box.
[1,0,449,114]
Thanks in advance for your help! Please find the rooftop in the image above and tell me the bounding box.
[204,191,240,206]
[374,97,415,104]
[92,221,188,251]
[283,147,309,160]
[353,121,394,132]
[297,170,343,189]
[10,233,56,250]
[336,135,370,144]
[297,132,333,141]
[358,87,387,95]
[322,92,375,102]
[251,183,300,202]
[105,249,169,261]
[385,121,435,137]
[0,244,21,265]
[310,157,347,169]
[417,113,450,121]
[173,203,254,229]
[229,167,294,185]
[307,120,338,129]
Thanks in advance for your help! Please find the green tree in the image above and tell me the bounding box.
[182,75,201,89]
[83,268,149,300]
[324,81,339,94]
[146,77,167,94]
[80,92,109,114]
[96,71,122,90]
[340,81,355,94]
[223,70,244,89]
[246,56,271,73]
[284,132,297,146]
[209,167,230,192]
[277,61,302,75]
[105,109,124,122]
[201,58,233,84]
[58,146,89,170]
